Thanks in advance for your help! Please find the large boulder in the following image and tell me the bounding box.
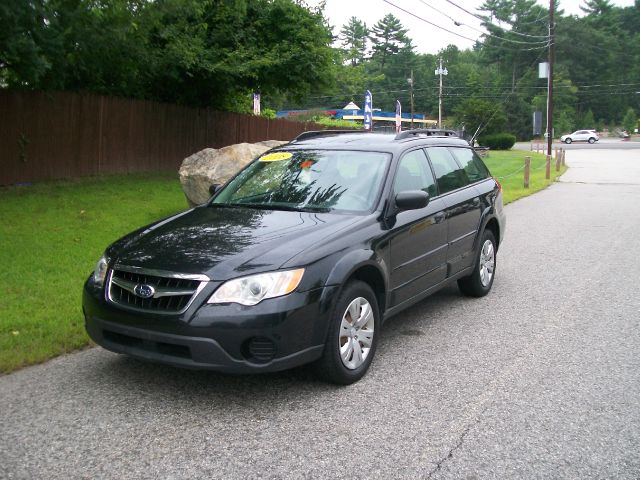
[179,141,288,206]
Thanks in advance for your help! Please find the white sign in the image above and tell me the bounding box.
[538,62,549,79]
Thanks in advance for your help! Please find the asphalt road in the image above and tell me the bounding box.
[517,137,640,151]
[2,148,639,479]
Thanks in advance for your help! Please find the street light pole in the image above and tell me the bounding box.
[435,57,448,128]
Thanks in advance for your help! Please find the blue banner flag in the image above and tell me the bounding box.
[363,90,372,130]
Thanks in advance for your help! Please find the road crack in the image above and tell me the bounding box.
[426,407,487,479]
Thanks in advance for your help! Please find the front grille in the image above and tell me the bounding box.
[107,267,207,314]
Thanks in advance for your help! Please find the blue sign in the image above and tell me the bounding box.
[364,90,372,130]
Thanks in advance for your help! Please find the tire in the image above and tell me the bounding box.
[458,230,497,298]
[564,138,572,144]
[588,137,595,144]
[313,281,379,385]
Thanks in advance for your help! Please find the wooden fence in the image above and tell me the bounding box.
[0,90,333,185]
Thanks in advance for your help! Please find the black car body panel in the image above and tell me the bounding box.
[109,207,362,280]
[84,132,506,374]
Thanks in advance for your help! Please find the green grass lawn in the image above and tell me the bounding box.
[0,150,567,373]
[483,150,567,204]
[0,173,187,373]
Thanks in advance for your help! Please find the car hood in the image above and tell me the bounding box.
[107,206,361,280]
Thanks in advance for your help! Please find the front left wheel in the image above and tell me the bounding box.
[313,281,379,385]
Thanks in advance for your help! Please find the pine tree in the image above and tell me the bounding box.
[369,14,408,69]
[339,17,368,67]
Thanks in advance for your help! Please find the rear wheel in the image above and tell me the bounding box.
[313,281,379,385]
[458,230,497,297]
[564,138,572,144]
[588,137,596,144]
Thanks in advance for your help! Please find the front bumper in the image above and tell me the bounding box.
[83,279,338,373]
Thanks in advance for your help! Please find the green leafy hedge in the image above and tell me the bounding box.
[478,133,517,150]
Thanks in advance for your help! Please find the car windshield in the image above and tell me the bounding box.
[211,149,390,213]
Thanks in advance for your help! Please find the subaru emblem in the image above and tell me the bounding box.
[134,283,155,299]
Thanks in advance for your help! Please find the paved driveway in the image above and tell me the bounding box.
[517,137,640,151]
[1,149,639,479]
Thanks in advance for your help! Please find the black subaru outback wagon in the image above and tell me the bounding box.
[84,130,506,384]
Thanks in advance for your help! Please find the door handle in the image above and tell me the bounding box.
[434,212,446,223]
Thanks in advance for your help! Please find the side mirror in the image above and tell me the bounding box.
[209,184,221,196]
[395,190,429,211]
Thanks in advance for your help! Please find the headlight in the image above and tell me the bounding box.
[208,268,304,306]
[93,255,109,287]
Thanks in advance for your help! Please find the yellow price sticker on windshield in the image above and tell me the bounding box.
[259,152,292,162]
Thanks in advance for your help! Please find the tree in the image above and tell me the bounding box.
[0,0,336,112]
[478,0,548,91]
[144,0,337,109]
[622,108,636,132]
[453,98,507,136]
[369,14,409,69]
[580,109,595,129]
[340,17,368,67]
[0,0,56,87]
[580,0,614,15]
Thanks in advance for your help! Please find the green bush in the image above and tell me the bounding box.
[261,108,277,119]
[478,133,516,150]
[314,116,360,128]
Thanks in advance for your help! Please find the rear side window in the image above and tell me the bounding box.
[450,147,490,183]
[425,147,469,194]
[394,149,437,198]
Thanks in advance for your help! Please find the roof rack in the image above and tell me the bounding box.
[293,129,363,142]
[394,129,459,141]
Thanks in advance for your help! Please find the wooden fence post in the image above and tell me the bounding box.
[555,151,561,171]
[561,149,566,166]
[545,154,551,179]
[524,156,531,189]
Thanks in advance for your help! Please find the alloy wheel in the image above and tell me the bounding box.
[339,297,375,370]
[479,239,495,287]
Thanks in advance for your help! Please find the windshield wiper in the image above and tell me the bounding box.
[223,202,330,213]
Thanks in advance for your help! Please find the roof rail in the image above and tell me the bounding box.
[394,128,459,141]
[293,129,363,142]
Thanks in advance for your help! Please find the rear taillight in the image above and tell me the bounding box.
[494,177,502,191]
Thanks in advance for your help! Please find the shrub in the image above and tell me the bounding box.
[478,133,516,150]
[314,116,360,128]
[261,108,277,119]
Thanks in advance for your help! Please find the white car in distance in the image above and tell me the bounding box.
[560,130,599,144]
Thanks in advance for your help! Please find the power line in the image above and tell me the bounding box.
[417,0,486,36]
[303,80,640,102]
[443,0,549,39]
[382,0,478,43]
[385,0,548,47]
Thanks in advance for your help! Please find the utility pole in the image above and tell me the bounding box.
[435,57,448,128]
[408,70,415,128]
[546,0,555,157]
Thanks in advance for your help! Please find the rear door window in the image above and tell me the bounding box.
[425,147,469,194]
[450,147,490,183]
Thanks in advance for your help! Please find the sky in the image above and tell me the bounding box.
[308,0,637,55]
